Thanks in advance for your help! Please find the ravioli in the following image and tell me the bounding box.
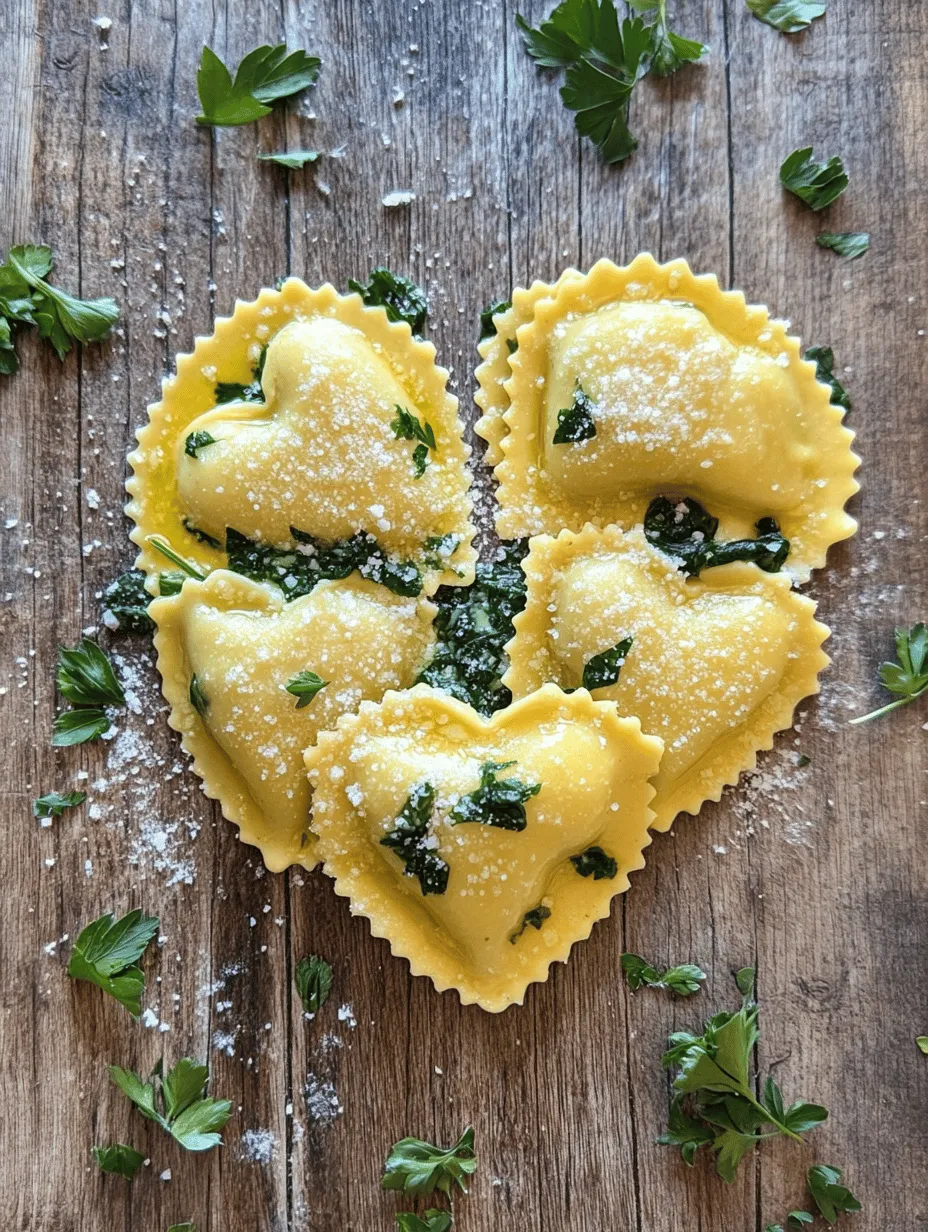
[151,570,435,872]
[485,255,859,580]
[305,684,662,1011]
[504,525,830,832]
[127,277,476,597]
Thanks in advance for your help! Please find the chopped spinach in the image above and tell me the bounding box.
[582,636,634,690]
[346,268,428,336]
[416,540,528,715]
[570,846,618,879]
[380,782,448,896]
[552,382,598,444]
[804,344,851,412]
[101,570,155,634]
[184,430,217,458]
[449,760,541,831]
[510,904,551,943]
[182,518,223,550]
[480,299,512,340]
[643,496,790,576]
[189,674,208,716]
[215,345,267,405]
[391,405,436,478]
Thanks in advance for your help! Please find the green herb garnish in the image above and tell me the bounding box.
[396,1213,453,1232]
[258,150,321,168]
[215,345,267,404]
[449,760,541,831]
[621,953,706,995]
[765,1213,813,1232]
[850,623,928,724]
[294,954,333,1015]
[0,244,118,369]
[644,495,789,576]
[658,967,828,1180]
[780,146,848,211]
[147,535,208,581]
[168,1225,198,1232]
[182,518,223,549]
[416,540,528,716]
[570,846,618,879]
[101,570,155,634]
[189,675,208,716]
[479,299,511,340]
[382,1126,476,1196]
[511,904,552,942]
[33,790,86,819]
[582,636,633,690]
[517,0,706,164]
[747,0,825,32]
[552,381,598,444]
[918,1036,928,1055]
[816,231,869,259]
[158,571,186,596]
[91,1143,145,1180]
[347,268,428,336]
[391,405,437,478]
[286,670,328,709]
[67,910,159,1017]
[53,637,125,746]
[109,1058,232,1152]
[807,1164,861,1223]
[381,783,449,896]
[196,44,320,127]
[52,708,112,746]
[805,345,851,412]
[184,430,217,458]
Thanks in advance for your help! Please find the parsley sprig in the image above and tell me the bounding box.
[851,623,928,724]
[0,244,119,373]
[780,147,848,211]
[33,790,86,819]
[807,1165,861,1223]
[517,0,707,164]
[396,1213,452,1232]
[91,1143,145,1180]
[53,638,126,746]
[748,0,826,33]
[449,761,541,831]
[109,1058,232,1152]
[347,268,428,336]
[196,44,320,127]
[816,232,869,259]
[67,910,159,1017]
[382,1126,477,1197]
[622,953,707,996]
[286,671,328,709]
[659,968,828,1181]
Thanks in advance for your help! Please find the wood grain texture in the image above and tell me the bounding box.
[1,2,926,1229]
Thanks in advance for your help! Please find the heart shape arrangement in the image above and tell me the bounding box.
[127,256,857,1009]
[305,684,662,1011]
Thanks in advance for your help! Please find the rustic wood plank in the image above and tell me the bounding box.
[2,1,926,1229]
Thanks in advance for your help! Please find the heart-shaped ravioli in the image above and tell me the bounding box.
[484,254,859,580]
[305,683,662,1011]
[151,570,435,872]
[127,277,476,597]
[504,525,830,832]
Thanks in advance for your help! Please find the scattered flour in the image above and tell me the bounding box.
[240,1128,276,1164]
[304,1074,342,1125]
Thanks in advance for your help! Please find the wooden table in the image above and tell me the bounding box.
[2,2,926,1228]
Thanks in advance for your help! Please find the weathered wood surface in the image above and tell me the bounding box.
[2,1,926,1229]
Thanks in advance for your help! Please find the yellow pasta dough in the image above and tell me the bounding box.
[306,684,663,1011]
[485,255,859,580]
[151,570,436,872]
[504,525,830,832]
[127,277,476,596]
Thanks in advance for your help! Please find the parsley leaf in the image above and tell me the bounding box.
[33,790,86,819]
[392,405,437,477]
[1,245,119,362]
[382,1126,477,1196]
[347,268,428,336]
[416,540,528,716]
[109,1058,232,1152]
[511,904,552,942]
[658,968,828,1180]
[53,638,125,745]
[295,954,333,1015]
[918,1036,928,1055]
[582,636,633,689]
[52,707,112,746]
[644,496,790,575]
[258,150,321,168]
[816,231,870,259]
[286,670,328,709]
[807,1164,861,1224]
[101,570,155,634]
[184,430,217,458]
[553,382,598,443]
[381,782,449,896]
[631,0,709,76]
[67,909,159,1017]
[780,147,848,211]
[449,760,541,831]
[621,953,706,996]
[851,623,928,724]
[480,299,511,340]
[196,44,320,127]
[189,674,209,717]
[570,846,618,879]
[396,1213,453,1232]
[168,1225,198,1232]
[805,345,851,412]
[91,1143,145,1180]
[766,1212,814,1231]
[747,0,826,33]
